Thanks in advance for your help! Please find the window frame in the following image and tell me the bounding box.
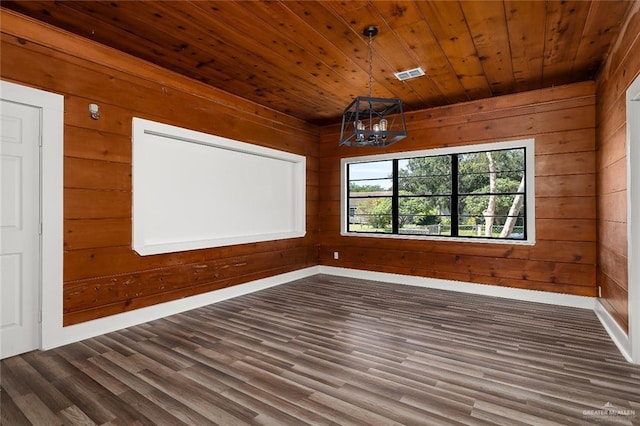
[340,139,535,245]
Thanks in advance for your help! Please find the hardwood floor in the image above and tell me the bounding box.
[2,274,639,425]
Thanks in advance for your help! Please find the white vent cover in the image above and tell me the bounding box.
[394,67,425,81]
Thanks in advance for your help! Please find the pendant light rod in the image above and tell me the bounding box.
[364,26,378,99]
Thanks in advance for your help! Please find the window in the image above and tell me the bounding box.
[342,139,534,244]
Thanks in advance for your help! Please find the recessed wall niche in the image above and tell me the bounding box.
[132,118,306,255]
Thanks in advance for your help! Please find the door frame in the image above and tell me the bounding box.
[1,80,63,352]
[627,74,640,364]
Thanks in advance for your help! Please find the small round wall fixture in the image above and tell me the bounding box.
[89,103,100,120]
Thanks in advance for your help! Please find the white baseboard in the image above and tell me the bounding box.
[42,266,321,350]
[319,266,595,309]
[43,264,634,364]
[594,300,633,363]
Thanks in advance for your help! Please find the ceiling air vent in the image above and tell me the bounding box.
[394,67,425,81]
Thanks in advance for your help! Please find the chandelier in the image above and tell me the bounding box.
[339,26,407,147]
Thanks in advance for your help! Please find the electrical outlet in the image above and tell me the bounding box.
[333,251,339,260]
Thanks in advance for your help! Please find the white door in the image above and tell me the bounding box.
[1,99,41,359]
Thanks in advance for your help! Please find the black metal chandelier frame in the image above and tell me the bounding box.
[339,26,408,147]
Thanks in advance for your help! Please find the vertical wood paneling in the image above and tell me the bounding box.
[459,0,514,96]
[0,11,320,325]
[415,1,491,100]
[391,21,469,105]
[572,1,633,78]
[319,82,597,297]
[543,1,592,85]
[595,2,640,333]
[504,0,546,91]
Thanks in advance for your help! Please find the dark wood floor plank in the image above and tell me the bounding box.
[114,389,189,426]
[23,351,79,383]
[2,274,640,425]
[295,397,377,426]
[142,389,218,426]
[53,375,122,424]
[0,390,32,425]
[1,357,37,398]
[221,386,320,426]
[79,364,131,396]
[306,392,402,426]
[472,399,568,426]
[225,381,337,425]
[325,381,464,426]
[2,355,74,414]
[57,404,99,426]
[92,334,137,357]
[136,369,255,425]
[7,392,62,425]
[86,354,156,395]
[178,363,233,394]
[470,407,534,426]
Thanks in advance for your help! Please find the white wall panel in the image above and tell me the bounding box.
[132,118,306,255]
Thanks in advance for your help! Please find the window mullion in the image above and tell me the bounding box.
[392,159,399,234]
[451,154,459,237]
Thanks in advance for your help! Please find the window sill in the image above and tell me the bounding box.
[340,230,536,245]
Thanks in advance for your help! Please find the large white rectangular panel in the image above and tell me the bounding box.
[132,118,306,255]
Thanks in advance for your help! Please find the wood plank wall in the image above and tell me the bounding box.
[319,82,597,297]
[0,11,320,326]
[595,3,640,333]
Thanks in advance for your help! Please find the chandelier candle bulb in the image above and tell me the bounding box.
[373,123,380,132]
[379,118,388,131]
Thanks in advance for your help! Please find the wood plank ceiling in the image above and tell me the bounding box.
[1,0,633,125]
